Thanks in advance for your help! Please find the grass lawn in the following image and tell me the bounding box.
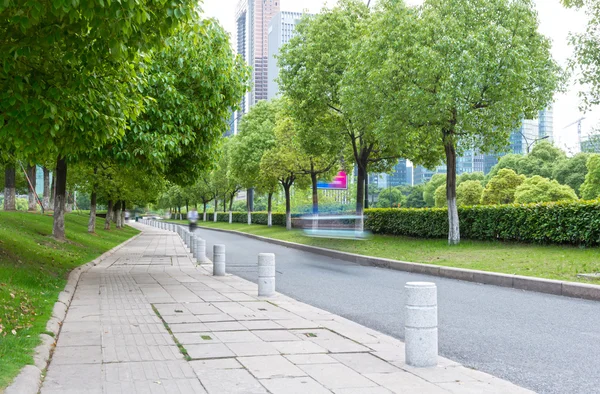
[0,211,138,389]
[177,220,600,284]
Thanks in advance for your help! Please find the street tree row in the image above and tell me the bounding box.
[0,2,250,239]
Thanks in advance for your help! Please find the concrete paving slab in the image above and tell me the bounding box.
[37,223,535,394]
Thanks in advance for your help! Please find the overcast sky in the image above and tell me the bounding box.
[199,0,598,154]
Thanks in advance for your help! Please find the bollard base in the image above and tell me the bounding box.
[405,327,438,367]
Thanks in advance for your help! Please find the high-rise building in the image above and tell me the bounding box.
[267,11,310,99]
[234,0,280,133]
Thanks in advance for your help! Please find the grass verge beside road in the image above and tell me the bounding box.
[180,221,600,284]
[0,212,138,389]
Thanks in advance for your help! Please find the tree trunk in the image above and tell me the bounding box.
[445,138,460,245]
[310,171,319,216]
[50,170,55,210]
[88,190,97,233]
[88,167,98,233]
[267,192,273,227]
[65,191,73,213]
[27,165,37,211]
[248,188,254,212]
[105,200,113,230]
[364,172,370,209]
[229,193,234,211]
[355,164,366,231]
[52,157,67,240]
[116,201,123,229]
[203,202,207,221]
[214,197,218,222]
[113,200,121,229]
[185,200,189,215]
[3,165,16,211]
[43,167,50,210]
[284,183,292,231]
[223,197,226,213]
[121,201,126,226]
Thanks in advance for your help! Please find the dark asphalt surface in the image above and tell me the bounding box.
[192,226,600,394]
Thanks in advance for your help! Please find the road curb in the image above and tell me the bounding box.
[4,229,142,394]
[196,225,600,302]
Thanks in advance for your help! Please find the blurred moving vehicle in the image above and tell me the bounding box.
[300,215,371,240]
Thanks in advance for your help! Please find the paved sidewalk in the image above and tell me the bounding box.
[40,223,533,394]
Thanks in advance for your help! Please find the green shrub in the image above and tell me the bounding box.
[365,200,600,245]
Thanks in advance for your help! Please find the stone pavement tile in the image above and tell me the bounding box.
[270,340,328,355]
[312,339,371,353]
[102,344,182,363]
[184,303,221,315]
[161,314,201,324]
[292,328,345,341]
[260,376,332,394]
[174,332,221,345]
[240,320,283,330]
[332,388,393,394]
[169,322,209,333]
[195,291,232,302]
[223,292,257,302]
[213,330,262,343]
[51,345,102,364]
[253,329,302,342]
[196,313,236,323]
[285,354,338,365]
[204,321,247,331]
[401,365,479,384]
[226,341,280,357]
[61,321,100,333]
[364,371,448,394]
[195,368,268,394]
[57,331,102,347]
[238,355,307,379]
[212,302,256,315]
[332,353,401,374]
[42,363,103,394]
[239,301,281,312]
[153,303,192,316]
[299,363,378,390]
[189,358,243,372]
[104,360,197,382]
[438,379,534,394]
[276,319,322,329]
[186,343,236,359]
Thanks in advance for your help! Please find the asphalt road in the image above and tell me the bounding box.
[192,226,600,394]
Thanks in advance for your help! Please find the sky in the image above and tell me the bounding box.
[199,0,599,155]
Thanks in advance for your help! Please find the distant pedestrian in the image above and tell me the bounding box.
[188,208,199,232]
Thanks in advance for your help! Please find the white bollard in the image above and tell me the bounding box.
[195,238,207,264]
[258,253,275,297]
[229,211,232,224]
[213,244,226,276]
[405,282,438,368]
[189,234,195,254]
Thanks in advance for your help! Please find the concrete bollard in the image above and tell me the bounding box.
[258,253,276,297]
[405,282,438,368]
[189,234,195,254]
[195,238,207,264]
[213,245,226,276]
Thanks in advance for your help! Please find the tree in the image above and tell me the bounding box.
[229,100,279,219]
[278,1,414,228]
[562,0,600,109]
[580,154,600,200]
[456,180,484,206]
[482,169,526,205]
[405,185,427,208]
[376,188,406,208]
[514,176,578,204]
[369,0,562,243]
[0,0,198,240]
[553,153,590,196]
[423,174,446,207]
[434,184,447,208]
[457,172,484,185]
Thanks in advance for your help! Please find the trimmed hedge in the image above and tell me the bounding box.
[206,211,296,226]
[365,200,600,246]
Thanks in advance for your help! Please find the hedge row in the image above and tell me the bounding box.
[365,200,600,246]
[207,212,299,226]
